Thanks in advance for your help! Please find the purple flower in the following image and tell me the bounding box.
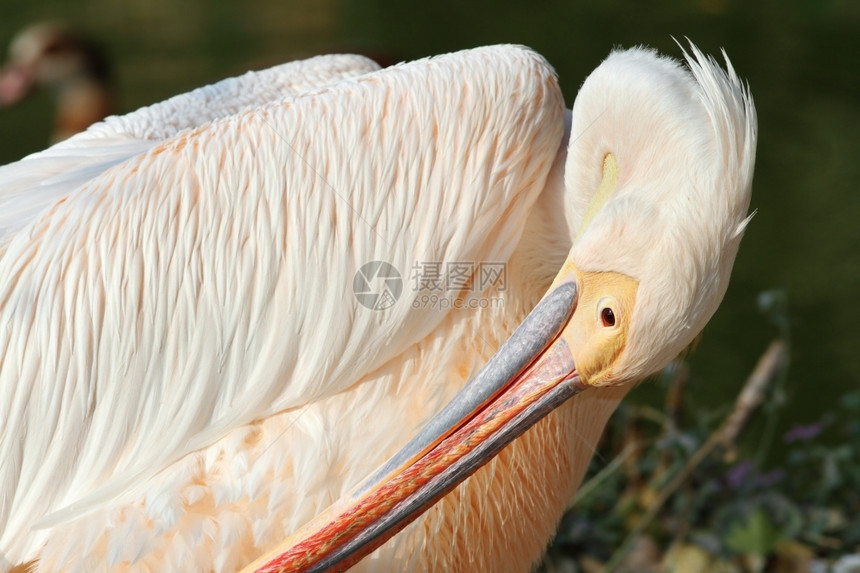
[783,422,824,443]
[725,460,754,489]
[725,460,786,490]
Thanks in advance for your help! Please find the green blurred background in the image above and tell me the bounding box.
[0,0,858,466]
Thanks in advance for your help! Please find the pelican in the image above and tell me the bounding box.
[0,22,113,142]
[0,42,756,572]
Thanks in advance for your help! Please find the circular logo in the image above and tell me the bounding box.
[353,260,403,310]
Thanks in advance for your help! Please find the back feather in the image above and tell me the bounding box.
[0,54,381,247]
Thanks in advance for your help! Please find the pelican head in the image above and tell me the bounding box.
[558,44,756,387]
[246,43,756,573]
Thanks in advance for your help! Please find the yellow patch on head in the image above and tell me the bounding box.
[576,153,619,242]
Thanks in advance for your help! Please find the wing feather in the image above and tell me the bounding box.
[0,45,564,556]
[0,54,380,246]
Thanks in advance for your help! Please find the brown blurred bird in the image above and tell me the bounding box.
[0,22,113,142]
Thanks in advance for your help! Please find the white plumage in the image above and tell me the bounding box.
[0,44,755,572]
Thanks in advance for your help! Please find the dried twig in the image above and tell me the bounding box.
[719,340,787,445]
[570,442,641,509]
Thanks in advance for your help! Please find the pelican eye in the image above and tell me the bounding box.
[600,307,616,327]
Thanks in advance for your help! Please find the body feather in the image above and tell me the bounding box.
[0,45,566,570]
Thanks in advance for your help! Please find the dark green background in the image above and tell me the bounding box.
[1,0,858,463]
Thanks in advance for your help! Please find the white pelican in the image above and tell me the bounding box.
[0,22,113,142]
[0,43,756,572]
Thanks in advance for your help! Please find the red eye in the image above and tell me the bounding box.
[601,307,615,327]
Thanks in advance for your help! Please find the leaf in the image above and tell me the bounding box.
[840,391,860,412]
[724,508,784,555]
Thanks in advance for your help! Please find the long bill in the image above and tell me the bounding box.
[242,280,587,573]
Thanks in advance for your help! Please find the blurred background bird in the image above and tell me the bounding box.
[0,22,113,142]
